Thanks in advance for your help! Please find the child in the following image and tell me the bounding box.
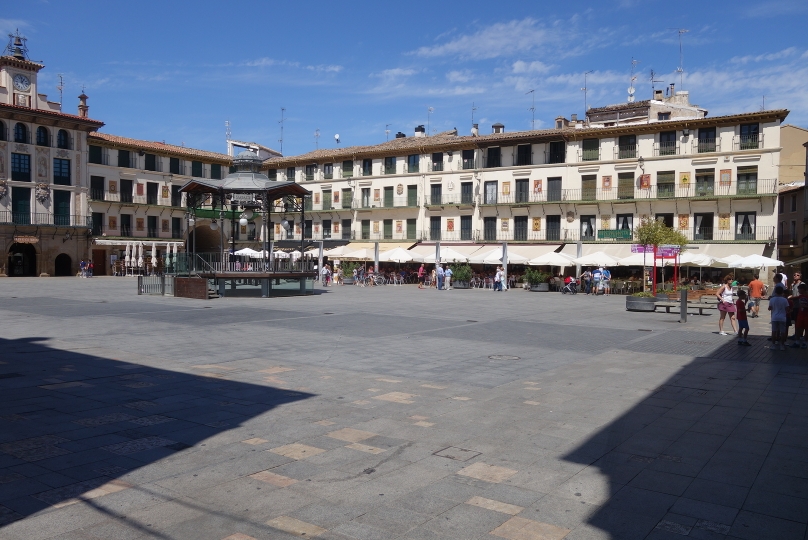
[768,287,791,351]
[794,283,808,349]
[736,290,751,346]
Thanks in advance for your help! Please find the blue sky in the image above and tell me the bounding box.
[5,1,807,156]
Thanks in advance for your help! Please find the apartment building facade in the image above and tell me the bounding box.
[263,91,787,262]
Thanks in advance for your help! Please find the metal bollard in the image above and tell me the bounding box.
[680,288,687,323]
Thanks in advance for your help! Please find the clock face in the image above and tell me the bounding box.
[13,74,31,92]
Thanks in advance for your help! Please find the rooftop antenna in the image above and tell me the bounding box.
[56,74,64,108]
[761,95,765,111]
[526,89,535,130]
[649,69,664,97]
[471,102,478,126]
[671,28,689,89]
[427,107,434,137]
[314,128,320,149]
[627,59,639,103]
[581,71,593,113]
[385,123,391,141]
[225,120,231,141]
[278,107,286,154]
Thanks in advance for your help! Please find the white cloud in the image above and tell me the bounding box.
[742,1,808,18]
[0,19,29,36]
[730,47,799,64]
[511,61,552,74]
[446,70,473,83]
[372,68,418,79]
[410,19,555,60]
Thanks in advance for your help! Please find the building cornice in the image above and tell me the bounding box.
[0,56,45,73]
[88,133,232,164]
[0,103,104,131]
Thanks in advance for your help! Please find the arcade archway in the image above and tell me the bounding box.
[54,253,73,276]
[8,244,37,276]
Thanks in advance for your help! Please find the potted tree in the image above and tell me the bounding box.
[340,261,358,285]
[450,263,472,289]
[524,268,550,292]
[626,217,687,311]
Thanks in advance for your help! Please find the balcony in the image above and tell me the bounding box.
[431,161,444,172]
[90,189,106,201]
[734,134,763,151]
[695,138,719,153]
[351,196,418,210]
[461,158,475,170]
[778,233,799,246]
[616,145,637,160]
[425,194,475,206]
[685,226,774,242]
[0,212,91,227]
[654,142,679,156]
[484,229,580,242]
[581,148,600,162]
[419,230,474,242]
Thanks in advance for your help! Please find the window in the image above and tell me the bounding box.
[362,159,372,176]
[322,219,332,239]
[430,184,442,205]
[460,182,473,205]
[430,216,441,241]
[36,127,50,146]
[90,176,105,200]
[11,187,31,224]
[694,213,714,240]
[582,139,599,161]
[118,149,131,168]
[548,141,565,164]
[546,215,561,241]
[515,179,529,203]
[547,177,562,202]
[659,131,677,156]
[341,160,353,178]
[698,127,716,153]
[384,157,396,175]
[516,144,532,166]
[11,153,30,182]
[740,123,759,150]
[695,169,714,197]
[657,171,675,198]
[170,157,181,174]
[618,135,636,159]
[514,216,528,241]
[121,179,133,203]
[582,175,596,201]
[484,181,497,204]
[56,130,70,149]
[779,196,784,214]
[171,185,182,207]
[486,147,501,168]
[484,216,497,241]
[120,214,132,236]
[53,191,71,226]
[383,186,393,207]
[0,121,5,141]
[304,220,312,239]
[268,169,277,180]
[736,212,756,240]
[431,153,443,171]
[211,164,222,180]
[581,215,596,240]
[322,190,332,210]
[342,189,353,208]
[342,219,352,240]
[792,195,797,212]
[14,123,28,144]
[53,158,71,185]
[462,149,475,169]
[656,213,674,228]
[172,217,182,239]
[616,213,633,231]
[383,219,393,240]
[407,185,418,206]
[361,188,371,208]
[286,167,295,181]
[91,212,103,235]
[407,154,419,173]
[144,153,156,171]
[361,219,370,240]
[791,221,796,242]
[617,173,634,199]
[460,215,472,241]
[737,167,758,195]
[191,161,203,177]
[323,163,333,179]
[304,195,312,211]
[89,145,103,164]
[147,216,158,238]
[657,112,670,121]
[406,218,416,240]
[305,164,316,181]
[146,182,158,205]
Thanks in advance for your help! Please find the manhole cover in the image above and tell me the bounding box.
[488,355,521,361]
[433,446,481,462]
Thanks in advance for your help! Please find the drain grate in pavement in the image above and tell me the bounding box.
[488,355,521,361]
[434,446,481,462]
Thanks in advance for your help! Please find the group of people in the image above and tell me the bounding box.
[579,266,612,295]
[715,271,808,350]
[78,259,94,278]
[416,263,455,290]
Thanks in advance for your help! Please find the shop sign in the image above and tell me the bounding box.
[13,235,39,244]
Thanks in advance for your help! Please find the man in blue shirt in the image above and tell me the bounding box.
[436,265,445,290]
[444,265,453,290]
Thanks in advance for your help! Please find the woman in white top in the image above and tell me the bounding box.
[716,275,738,336]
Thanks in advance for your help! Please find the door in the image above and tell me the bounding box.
[12,186,31,224]
[91,213,103,236]
[322,190,332,210]
[580,215,595,240]
[406,218,416,240]
[54,253,72,276]
[407,185,417,207]
[361,188,370,208]
[383,187,394,208]
[53,190,71,226]
[361,220,370,240]
[483,217,496,241]
[323,219,332,239]
[694,213,713,240]
[460,215,472,241]
[146,182,158,205]
[383,219,393,239]
[582,175,596,201]
[695,170,714,197]
[121,179,133,203]
[430,184,442,205]
[172,217,182,239]
[736,212,756,240]
[484,181,497,204]
[547,177,562,202]
[546,215,561,241]
[121,214,132,236]
[514,216,528,241]
[461,182,473,204]
[147,216,158,237]
[430,216,441,241]
[92,249,107,276]
[341,219,351,240]
[515,179,529,203]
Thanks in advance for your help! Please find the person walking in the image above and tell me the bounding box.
[768,287,791,351]
[88,260,94,277]
[436,265,445,290]
[494,266,502,292]
[736,290,751,346]
[444,265,453,290]
[716,275,739,336]
[793,282,808,349]
[580,268,592,295]
[79,259,86,278]
[602,267,611,296]
[418,264,426,289]
[592,267,603,296]
[747,273,765,318]
[788,272,803,342]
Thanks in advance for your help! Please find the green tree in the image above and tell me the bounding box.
[635,217,688,291]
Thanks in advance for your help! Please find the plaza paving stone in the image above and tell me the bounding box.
[0,277,807,539]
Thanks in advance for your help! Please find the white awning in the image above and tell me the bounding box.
[93,239,184,249]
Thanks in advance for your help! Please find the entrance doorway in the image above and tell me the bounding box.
[8,243,37,276]
[92,249,107,276]
[54,254,73,276]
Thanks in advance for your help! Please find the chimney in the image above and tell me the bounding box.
[78,92,89,118]
[471,123,479,137]
[414,125,426,137]
[654,89,663,100]
[669,83,675,97]
[570,114,578,123]
[492,123,504,134]
[395,131,406,139]
[555,116,568,129]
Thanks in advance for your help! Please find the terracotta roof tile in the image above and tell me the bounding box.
[89,132,231,162]
[0,102,104,126]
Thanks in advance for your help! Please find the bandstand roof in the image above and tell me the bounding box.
[180,174,309,198]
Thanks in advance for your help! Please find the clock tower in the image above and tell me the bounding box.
[1,30,44,109]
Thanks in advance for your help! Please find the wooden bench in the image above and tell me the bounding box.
[655,301,680,313]
[690,303,717,315]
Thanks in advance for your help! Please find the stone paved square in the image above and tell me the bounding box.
[1,278,807,539]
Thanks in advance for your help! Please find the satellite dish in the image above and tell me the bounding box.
[627,87,635,94]
[334,134,340,144]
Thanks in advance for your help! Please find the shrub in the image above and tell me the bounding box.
[524,267,550,286]
[632,291,654,298]
[450,263,473,282]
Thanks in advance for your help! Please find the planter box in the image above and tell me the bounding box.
[342,278,354,285]
[529,283,550,292]
[452,281,470,289]
[626,296,657,312]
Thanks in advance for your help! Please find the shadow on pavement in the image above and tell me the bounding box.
[563,337,808,539]
[0,337,313,529]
